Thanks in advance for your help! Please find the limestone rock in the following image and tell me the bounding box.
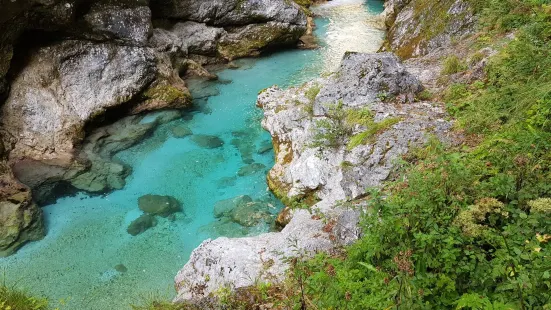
[151,0,306,27]
[83,4,152,46]
[1,40,156,160]
[383,0,476,59]
[174,202,361,301]
[0,172,44,257]
[127,214,158,236]
[138,194,182,217]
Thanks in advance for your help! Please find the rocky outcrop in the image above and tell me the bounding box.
[0,162,44,257]
[382,0,476,59]
[174,52,453,300]
[0,0,307,254]
[1,41,157,159]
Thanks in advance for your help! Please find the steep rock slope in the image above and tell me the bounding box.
[0,0,307,256]
[174,52,452,301]
[382,0,476,59]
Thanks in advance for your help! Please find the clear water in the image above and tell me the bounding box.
[0,1,384,309]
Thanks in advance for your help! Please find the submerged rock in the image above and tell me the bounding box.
[138,194,182,217]
[230,201,273,227]
[237,163,267,177]
[216,176,237,188]
[127,214,158,236]
[170,125,193,138]
[257,140,273,154]
[213,195,253,218]
[190,135,224,149]
[114,264,128,273]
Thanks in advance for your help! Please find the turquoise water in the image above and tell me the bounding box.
[0,1,384,309]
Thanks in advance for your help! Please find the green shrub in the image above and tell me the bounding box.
[309,101,350,149]
[441,55,467,75]
[346,117,401,151]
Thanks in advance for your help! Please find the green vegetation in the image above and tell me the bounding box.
[347,117,401,151]
[310,101,350,149]
[309,103,402,151]
[0,284,49,310]
[441,55,468,75]
[264,1,551,309]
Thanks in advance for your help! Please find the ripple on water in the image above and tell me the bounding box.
[0,1,385,309]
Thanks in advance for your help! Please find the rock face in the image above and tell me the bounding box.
[382,0,476,59]
[0,164,44,257]
[174,52,453,300]
[0,0,307,255]
[2,41,156,159]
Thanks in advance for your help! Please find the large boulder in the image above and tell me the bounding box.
[174,52,453,300]
[260,52,447,201]
[1,40,156,160]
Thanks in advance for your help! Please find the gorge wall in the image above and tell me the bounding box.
[0,0,308,257]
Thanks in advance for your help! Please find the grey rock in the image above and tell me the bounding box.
[83,4,152,46]
[150,22,225,56]
[0,182,44,257]
[174,201,360,301]
[385,0,476,58]
[171,125,193,138]
[257,140,273,154]
[151,0,306,27]
[1,40,156,160]
[230,201,273,227]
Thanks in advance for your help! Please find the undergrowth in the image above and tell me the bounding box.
[0,283,49,310]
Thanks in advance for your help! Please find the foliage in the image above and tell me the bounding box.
[347,117,401,151]
[0,284,49,310]
[309,101,350,148]
[441,55,468,75]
